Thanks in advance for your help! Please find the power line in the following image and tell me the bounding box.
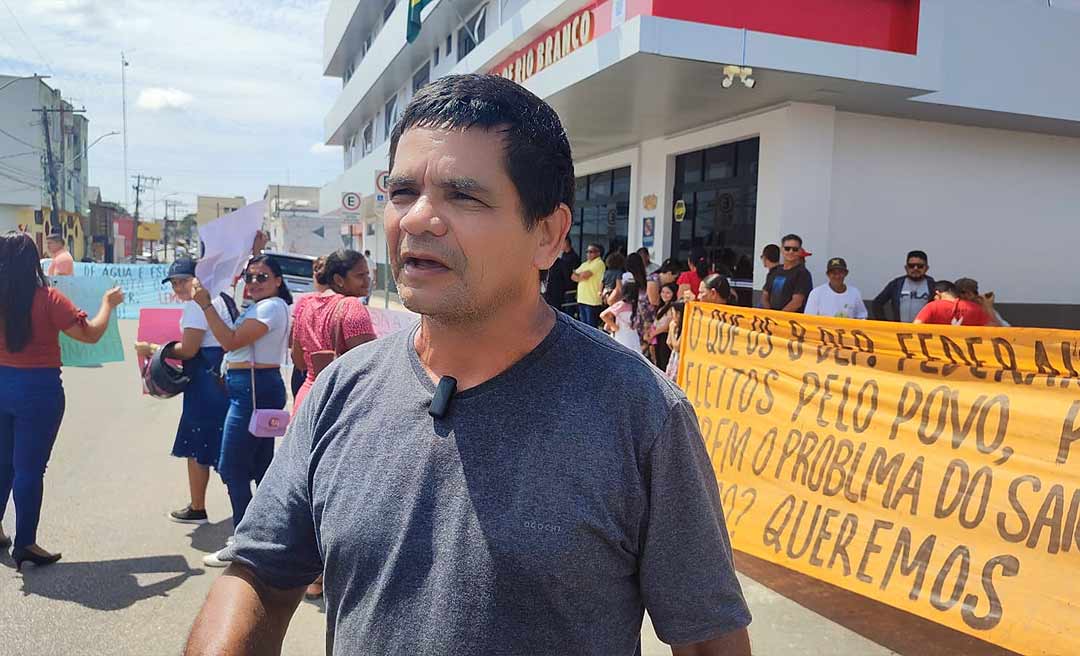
[0,124,41,150]
[0,0,54,75]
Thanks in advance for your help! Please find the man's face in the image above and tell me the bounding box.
[781,240,801,265]
[586,245,600,261]
[827,269,847,287]
[905,257,928,280]
[46,239,62,255]
[385,127,552,323]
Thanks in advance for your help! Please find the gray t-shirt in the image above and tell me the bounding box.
[899,277,931,323]
[225,312,750,655]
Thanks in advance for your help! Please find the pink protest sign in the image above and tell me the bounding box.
[367,307,419,338]
[137,308,183,392]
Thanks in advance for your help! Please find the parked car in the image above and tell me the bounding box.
[262,251,316,295]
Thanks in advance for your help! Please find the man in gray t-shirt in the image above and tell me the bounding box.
[186,74,750,656]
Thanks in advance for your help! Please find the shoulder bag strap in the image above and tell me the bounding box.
[331,296,350,356]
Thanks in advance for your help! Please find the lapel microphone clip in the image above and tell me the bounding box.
[429,376,458,419]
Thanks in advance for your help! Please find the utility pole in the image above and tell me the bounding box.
[164,199,182,261]
[121,52,130,211]
[131,174,160,261]
[34,104,86,232]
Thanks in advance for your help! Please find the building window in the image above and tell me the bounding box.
[384,0,396,22]
[412,62,430,94]
[446,35,453,57]
[458,5,487,61]
[362,121,374,156]
[434,47,440,67]
[384,95,398,141]
[569,167,631,259]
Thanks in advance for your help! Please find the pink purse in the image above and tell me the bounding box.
[247,357,290,438]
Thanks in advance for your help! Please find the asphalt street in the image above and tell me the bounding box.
[0,320,1014,655]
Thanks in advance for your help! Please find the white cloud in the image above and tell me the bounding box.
[310,142,338,155]
[136,88,194,111]
[0,0,339,208]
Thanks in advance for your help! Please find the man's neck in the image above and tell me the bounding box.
[414,291,556,392]
[906,275,924,284]
[829,282,847,294]
[783,260,800,270]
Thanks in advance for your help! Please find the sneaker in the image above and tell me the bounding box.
[203,548,230,568]
[169,505,208,525]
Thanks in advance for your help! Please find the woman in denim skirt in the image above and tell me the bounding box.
[136,257,232,526]
[193,255,291,567]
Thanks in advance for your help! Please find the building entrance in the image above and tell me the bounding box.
[670,138,759,303]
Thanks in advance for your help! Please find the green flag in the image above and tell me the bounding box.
[406,0,434,43]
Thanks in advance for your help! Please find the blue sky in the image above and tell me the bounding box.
[0,0,343,217]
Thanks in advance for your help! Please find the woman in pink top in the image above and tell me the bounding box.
[291,250,376,415]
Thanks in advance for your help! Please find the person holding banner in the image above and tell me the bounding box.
[804,257,868,319]
[0,232,124,570]
[698,273,733,306]
[191,255,292,568]
[135,257,233,527]
[913,279,999,327]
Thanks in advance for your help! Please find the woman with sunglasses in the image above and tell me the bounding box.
[0,232,124,570]
[192,255,292,568]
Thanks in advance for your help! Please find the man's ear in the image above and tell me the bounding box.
[533,203,572,270]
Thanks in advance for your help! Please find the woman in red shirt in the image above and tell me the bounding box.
[0,232,123,571]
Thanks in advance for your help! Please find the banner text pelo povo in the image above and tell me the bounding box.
[678,303,1080,655]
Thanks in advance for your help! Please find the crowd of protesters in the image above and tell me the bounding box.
[545,231,1011,376]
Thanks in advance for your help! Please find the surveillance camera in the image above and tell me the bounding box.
[721,76,734,89]
[743,77,756,89]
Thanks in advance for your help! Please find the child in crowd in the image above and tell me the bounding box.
[665,300,686,382]
[650,282,679,370]
[601,281,642,353]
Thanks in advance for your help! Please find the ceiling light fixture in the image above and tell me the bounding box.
[721,65,756,90]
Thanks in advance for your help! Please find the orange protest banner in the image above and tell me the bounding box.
[677,303,1080,656]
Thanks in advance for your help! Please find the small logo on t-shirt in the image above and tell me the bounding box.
[523,520,562,534]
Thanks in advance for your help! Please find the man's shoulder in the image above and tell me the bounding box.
[556,315,685,406]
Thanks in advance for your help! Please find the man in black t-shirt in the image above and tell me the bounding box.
[762,233,813,312]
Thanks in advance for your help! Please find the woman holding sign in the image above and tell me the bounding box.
[191,255,291,568]
[135,257,233,527]
[0,232,123,571]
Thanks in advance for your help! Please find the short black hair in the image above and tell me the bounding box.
[762,244,780,263]
[46,233,64,243]
[781,234,803,246]
[934,280,956,295]
[907,250,929,263]
[587,242,603,256]
[388,74,575,231]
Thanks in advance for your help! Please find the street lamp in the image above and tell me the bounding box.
[69,130,120,166]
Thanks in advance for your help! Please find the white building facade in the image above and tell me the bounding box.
[320,0,1080,327]
[0,74,90,258]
